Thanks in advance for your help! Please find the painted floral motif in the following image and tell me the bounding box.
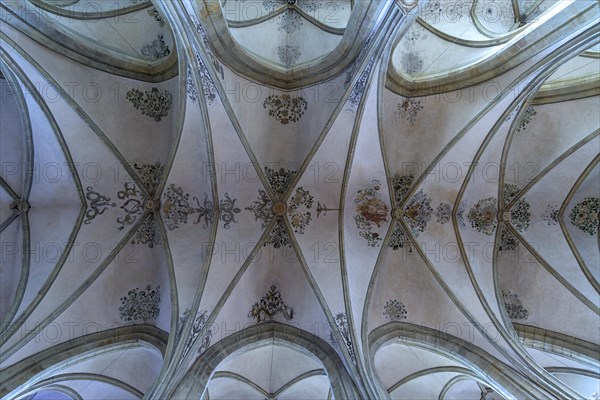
[288,187,313,234]
[132,215,161,248]
[394,98,423,126]
[176,308,212,357]
[403,190,433,236]
[265,219,292,248]
[141,34,170,60]
[277,45,301,68]
[119,284,161,322]
[501,290,528,320]
[389,222,413,253]
[278,9,303,33]
[346,56,374,110]
[391,173,414,207]
[126,87,172,122]
[147,7,165,26]
[516,105,537,133]
[248,283,294,323]
[541,204,559,226]
[499,184,530,251]
[383,299,407,320]
[569,197,599,236]
[162,184,240,230]
[265,166,296,196]
[435,202,451,224]
[84,187,115,224]
[332,312,355,362]
[246,189,274,229]
[468,197,497,235]
[354,180,388,247]
[134,162,163,196]
[263,94,308,124]
[9,200,29,215]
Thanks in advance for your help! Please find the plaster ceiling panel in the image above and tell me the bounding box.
[343,61,391,359]
[207,378,264,400]
[473,0,517,35]
[190,87,268,320]
[497,244,599,345]
[391,22,500,78]
[213,245,334,352]
[444,379,487,400]
[551,373,599,400]
[12,205,80,323]
[563,165,599,285]
[289,90,357,316]
[517,0,561,23]
[58,380,138,400]
[221,64,346,170]
[382,52,534,184]
[541,55,600,86]
[57,345,163,393]
[3,25,179,171]
[56,8,174,61]
[277,374,331,399]
[0,185,15,227]
[373,342,464,390]
[29,390,74,400]
[159,71,216,316]
[229,11,342,68]
[0,77,25,197]
[0,218,23,324]
[389,371,463,399]
[0,36,158,365]
[298,0,352,29]
[516,137,599,305]
[20,1,175,65]
[457,117,517,328]
[403,93,525,357]
[525,347,598,371]
[34,0,150,14]
[215,343,324,393]
[367,247,477,347]
[21,88,79,209]
[505,97,600,190]
[2,238,171,366]
[419,1,492,42]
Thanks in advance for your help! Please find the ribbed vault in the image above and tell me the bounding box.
[0,0,598,399]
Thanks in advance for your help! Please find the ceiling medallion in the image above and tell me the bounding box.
[144,198,160,212]
[272,201,287,216]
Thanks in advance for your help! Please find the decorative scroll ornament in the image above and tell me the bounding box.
[248,284,294,323]
[332,312,355,362]
[176,308,213,357]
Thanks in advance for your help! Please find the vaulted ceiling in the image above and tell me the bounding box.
[0,0,599,399]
